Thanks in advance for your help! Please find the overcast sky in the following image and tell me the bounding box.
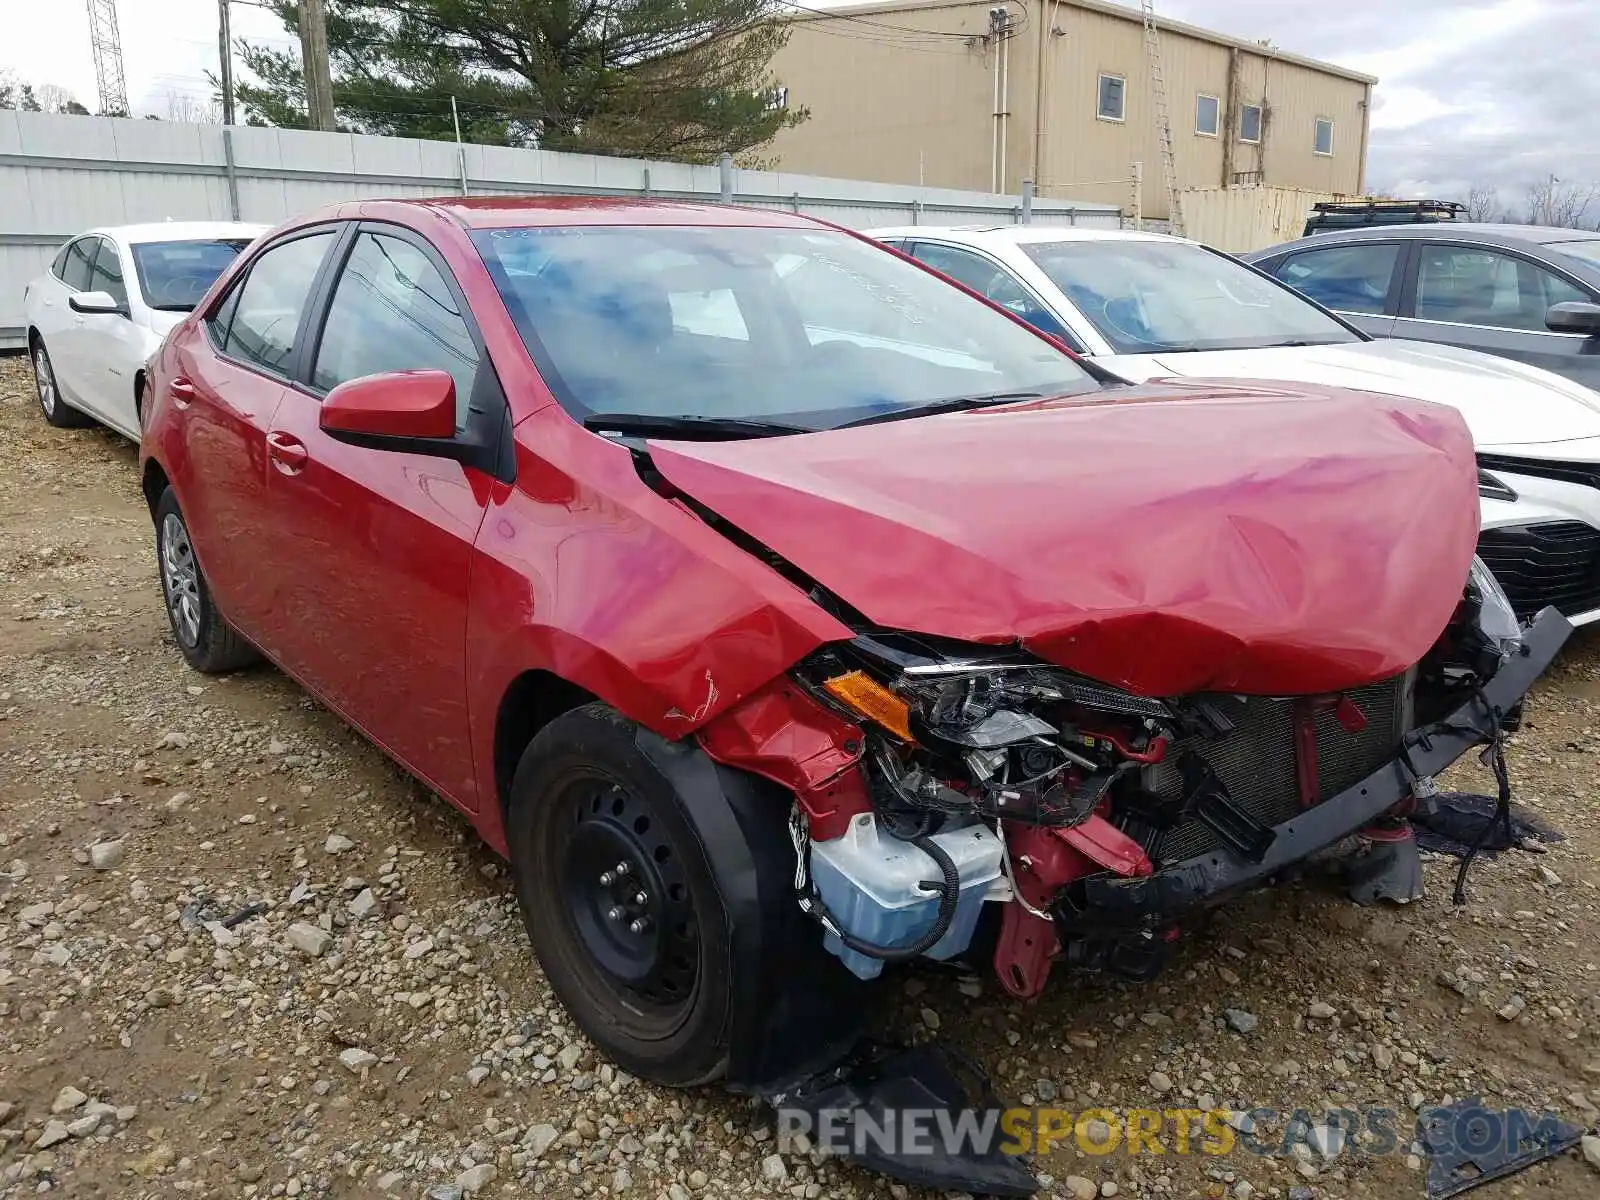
[2,0,1595,207]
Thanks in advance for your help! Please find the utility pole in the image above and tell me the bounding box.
[217,0,235,125]
[300,0,336,132]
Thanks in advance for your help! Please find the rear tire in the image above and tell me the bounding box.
[31,338,90,429]
[154,487,259,674]
[506,704,735,1087]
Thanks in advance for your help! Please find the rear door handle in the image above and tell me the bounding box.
[266,431,309,475]
[169,377,198,408]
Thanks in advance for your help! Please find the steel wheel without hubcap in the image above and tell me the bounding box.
[34,346,57,417]
[558,773,700,1029]
[160,512,202,649]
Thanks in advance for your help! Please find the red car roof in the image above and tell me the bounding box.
[286,195,825,232]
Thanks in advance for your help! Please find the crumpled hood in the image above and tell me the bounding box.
[648,379,1481,697]
[1100,338,1600,447]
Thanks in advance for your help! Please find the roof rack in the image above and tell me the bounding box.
[1309,199,1465,220]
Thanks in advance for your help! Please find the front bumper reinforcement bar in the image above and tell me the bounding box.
[1079,606,1571,927]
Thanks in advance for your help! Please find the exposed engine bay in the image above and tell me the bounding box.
[768,556,1540,999]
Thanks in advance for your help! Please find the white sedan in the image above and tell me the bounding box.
[871,223,1600,627]
[23,222,268,439]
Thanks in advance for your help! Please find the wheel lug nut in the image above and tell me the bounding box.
[599,871,615,885]
[606,906,625,922]
[633,891,648,905]
[614,861,631,876]
[628,917,651,934]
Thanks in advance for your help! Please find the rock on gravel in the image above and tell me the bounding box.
[1064,1176,1097,1199]
[88,838,125,869]
[1583,1134,1600,1173]
[286,922,333,956]
[1225,1008,1259,1034]
[35,1120,70,1148]
[51,1085,87,1113]
[338,1047,378,1073]
[456,1163,496,1193]
[324,832,356,854]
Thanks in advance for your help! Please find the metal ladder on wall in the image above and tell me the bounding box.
[1140,0,1184,236]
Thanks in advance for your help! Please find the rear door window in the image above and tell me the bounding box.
[60,238,97,292]
[222,231,338,377]
[1273,242,1402,314]
[1414,245,1588,331]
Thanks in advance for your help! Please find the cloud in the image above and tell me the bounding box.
[1159,0,1599,201]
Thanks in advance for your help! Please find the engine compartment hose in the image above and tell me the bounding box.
[805,833,961,962]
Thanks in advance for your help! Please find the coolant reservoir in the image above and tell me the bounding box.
[809,813,1008,981]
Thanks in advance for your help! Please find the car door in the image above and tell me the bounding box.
[906,240,1077,344]
[76,238,147,435]
[173,226,342,650]
[259,223,493,809]
[1260,239,1404,336]
[1392,240,1600,386]
[46,236,103,406]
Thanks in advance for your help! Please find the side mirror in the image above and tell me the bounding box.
[69,290,124,316]
[320,369,456,442]
[1546,301,1600,335]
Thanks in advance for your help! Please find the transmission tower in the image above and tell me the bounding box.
[86,0,130,116]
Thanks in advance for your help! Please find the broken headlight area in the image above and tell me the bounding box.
[783,568,1543,999]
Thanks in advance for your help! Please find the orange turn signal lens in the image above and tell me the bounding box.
[823,670,914,741]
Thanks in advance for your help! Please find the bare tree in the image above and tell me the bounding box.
[1523,176,1600,229]
[34,84,83,114]
[165,91,221,124]
[1465,184,1501,222]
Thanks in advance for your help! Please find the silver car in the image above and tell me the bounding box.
[1244,223,1600,391]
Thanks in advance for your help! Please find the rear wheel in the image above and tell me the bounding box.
[507,704,734,1086]
[154,488,259,674]
[31,339,90,429]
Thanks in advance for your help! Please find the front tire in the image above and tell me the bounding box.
[31,338,90,429]
[154,487,259,674]
[507,704,735,1087]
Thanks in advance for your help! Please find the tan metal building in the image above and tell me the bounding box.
[766,0,1375,220]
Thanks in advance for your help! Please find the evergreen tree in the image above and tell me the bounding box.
[236,0,804,163]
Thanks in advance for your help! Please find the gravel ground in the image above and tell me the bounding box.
[1,350,1599,1200]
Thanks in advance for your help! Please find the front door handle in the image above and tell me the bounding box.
[266,431,309,475]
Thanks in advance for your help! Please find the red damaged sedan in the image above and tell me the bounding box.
[139,197,1565,1194]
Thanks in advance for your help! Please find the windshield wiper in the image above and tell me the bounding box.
[582,412,811,440]
[834,390,1051,430]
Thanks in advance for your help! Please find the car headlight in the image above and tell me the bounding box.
[1467,555,1521,661]
[803,636,1176,826]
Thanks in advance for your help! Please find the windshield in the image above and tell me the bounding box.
[1548,240,1600,270]
[131,238,257,311]
[471,226,1097,430]
[1021,239,1359,354]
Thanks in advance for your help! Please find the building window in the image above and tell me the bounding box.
[1097,74,1125,122]
[1195,93,1219,137]
[1239,103,1263,144]
[1314,116,1334,156]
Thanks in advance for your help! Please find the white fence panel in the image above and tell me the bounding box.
[1,110,1121,347]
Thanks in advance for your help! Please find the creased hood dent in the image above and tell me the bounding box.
[647,380,1482,697]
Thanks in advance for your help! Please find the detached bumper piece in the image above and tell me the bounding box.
[760,1040,1039,1197]
[1074,607,1570,929]
[1421,1096,1585,1198]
